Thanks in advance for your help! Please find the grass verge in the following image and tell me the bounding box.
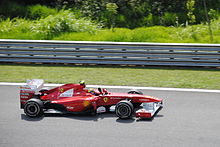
[2,16,220,43]
[0,64,219,90]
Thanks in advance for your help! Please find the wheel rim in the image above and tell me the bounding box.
[116,103,132,118]
[25,102,40,117]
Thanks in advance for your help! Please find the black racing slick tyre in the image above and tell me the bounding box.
[24,98,43,117]
[115,100,134,119]
[39,88,49,96]
[128,90,143,95]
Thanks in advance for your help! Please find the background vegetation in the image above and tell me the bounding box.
[1,0,220,28]
[0,0,220,43]
[0,1,219,89]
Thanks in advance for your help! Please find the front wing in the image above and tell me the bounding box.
[135,102,163,118]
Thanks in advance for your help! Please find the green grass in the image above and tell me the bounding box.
[27,4,58,19]
[0,64,219,90]
[2,15,220,43]
[54,23,220,43]
[0,10,99,40]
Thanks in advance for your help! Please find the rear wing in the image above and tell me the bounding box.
[20,79,44,108]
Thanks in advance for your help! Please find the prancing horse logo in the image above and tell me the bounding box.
[60,88,64,93]
[103,97,109,103]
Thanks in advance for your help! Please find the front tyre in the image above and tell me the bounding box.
[115,100,134,119]
[24,99,43,117]
[128,90,143,95]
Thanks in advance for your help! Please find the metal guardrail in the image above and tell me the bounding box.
[0,39,220,67]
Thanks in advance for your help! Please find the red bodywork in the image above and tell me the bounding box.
[20,82,163,118]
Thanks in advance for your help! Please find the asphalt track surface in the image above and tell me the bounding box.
[0,86,220,147]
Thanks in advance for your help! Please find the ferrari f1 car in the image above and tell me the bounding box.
[20,79,163,119]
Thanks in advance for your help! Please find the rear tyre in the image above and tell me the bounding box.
[128,90,143,95]
[39,89,49,93]
[39,88,49,96]
[24,98,43,117]
[115,100,134,119]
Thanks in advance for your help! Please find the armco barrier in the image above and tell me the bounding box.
[0,39,219,67]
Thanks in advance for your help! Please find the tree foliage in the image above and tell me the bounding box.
[1,0,220,28]
[187,0,196,24]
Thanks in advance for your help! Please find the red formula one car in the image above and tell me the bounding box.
[20,79,163,119]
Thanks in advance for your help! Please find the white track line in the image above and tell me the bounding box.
[0,82,220,93]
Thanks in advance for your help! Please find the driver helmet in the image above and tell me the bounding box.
[88,88,96,95]
[79,80,86,88]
